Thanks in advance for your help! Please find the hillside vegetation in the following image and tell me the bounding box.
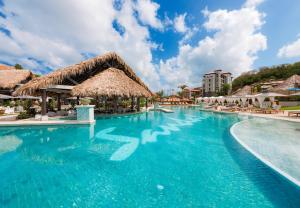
[232,62,300,91]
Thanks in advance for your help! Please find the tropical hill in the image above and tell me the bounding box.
[232,61,300,92]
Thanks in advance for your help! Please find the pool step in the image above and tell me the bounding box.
[148,107,174,113]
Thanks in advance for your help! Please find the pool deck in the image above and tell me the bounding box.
[0,119,94,127]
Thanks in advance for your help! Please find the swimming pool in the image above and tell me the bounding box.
[0,107,299,207]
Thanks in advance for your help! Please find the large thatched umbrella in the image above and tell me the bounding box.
[14,52,152,114]
[14,52,151,96]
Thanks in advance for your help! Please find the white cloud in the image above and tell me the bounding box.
[277,36,300,58]
[0,0,161,89]
[244,0,264,8]
[174,13,188,33]
[135,0,162,29]
[159,0,267,88]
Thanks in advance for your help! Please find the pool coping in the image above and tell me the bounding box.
[200,109,300,123]
[230,119,300,187]
[0,119,95,127]
[0,111,148,127]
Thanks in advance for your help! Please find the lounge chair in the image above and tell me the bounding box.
[272,105,282,114]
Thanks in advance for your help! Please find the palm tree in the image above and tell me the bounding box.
[178,84,188,98]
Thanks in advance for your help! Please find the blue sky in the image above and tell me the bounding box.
[0,0,300,91]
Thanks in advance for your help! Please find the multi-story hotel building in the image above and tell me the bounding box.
[202,69,233,97]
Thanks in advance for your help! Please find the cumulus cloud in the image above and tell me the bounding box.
[135,0,162,29]
[174,13,188,33]
[159,0,267,88]
[277,36,300,58]
[0,0,161,89]
[243,0,264,8]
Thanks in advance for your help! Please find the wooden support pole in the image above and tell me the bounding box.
[41,89,47,116]
[96,96,99,109]
[104,96,107,111]
[137,97,140,112]
[76,96,80,105]
[57,93,61,111]
[131,96,134,111]
[145,98,148,109]
[113,96,118,113]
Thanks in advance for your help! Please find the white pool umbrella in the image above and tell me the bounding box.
[217,96,224,104]
[255,92,286,108]
[241,96,248,106]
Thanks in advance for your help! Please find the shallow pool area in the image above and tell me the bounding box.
[0,107,300,207]
[231,118,300,186]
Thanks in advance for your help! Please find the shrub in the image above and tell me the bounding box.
[17,112,32,120]
[80,98,91,105]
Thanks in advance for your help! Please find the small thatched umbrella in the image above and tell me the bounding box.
[71,68,151,98]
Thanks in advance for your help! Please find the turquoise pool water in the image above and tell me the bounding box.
[0,107,299,207]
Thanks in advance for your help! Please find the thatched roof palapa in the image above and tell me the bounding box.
[72,68,151,97]
[0,69,33,89]
[0,64,15,70]
[14,52,152,97]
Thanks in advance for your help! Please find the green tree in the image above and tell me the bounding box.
[178,84,188,91]
[156,90,164,97]
[232,61,300,91]
[178,84,188,98]
[14,63,23,69]
[220,83,230,96]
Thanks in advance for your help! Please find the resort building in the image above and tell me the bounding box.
[191,87,203,98]
[181,87,203,99]
[0,65,34,95]
[202,69,233,97]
